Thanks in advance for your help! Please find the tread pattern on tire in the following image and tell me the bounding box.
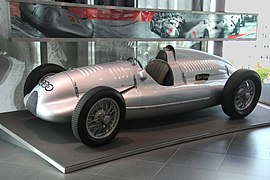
[71,86,126,147]
[221,69,261,119]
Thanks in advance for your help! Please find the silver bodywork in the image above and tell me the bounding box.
[24,48,236,123]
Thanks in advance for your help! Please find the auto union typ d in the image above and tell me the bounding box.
[24,45,261,147]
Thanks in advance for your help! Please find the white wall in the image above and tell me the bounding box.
[224,0,270,71]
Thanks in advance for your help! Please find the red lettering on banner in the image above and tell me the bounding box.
[68,7,155,22]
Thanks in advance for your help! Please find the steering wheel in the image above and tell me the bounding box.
[127,57,143,68]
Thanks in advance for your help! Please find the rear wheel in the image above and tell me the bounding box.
[23,63,65,96]
[72,86,126,147]
[221,69,261,119]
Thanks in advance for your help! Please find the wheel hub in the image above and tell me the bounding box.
[95,110,105,119]
[234,80,255,111]
[95,110,111,125]
[103,116,111,125]
[86,98,120,139]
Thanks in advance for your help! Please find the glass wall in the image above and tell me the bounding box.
[224,0,270,84]
[89,0,211,66]
[0,0,41,113]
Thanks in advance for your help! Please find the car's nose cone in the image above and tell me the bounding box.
[25,90,38,116]
[24,72,78,122]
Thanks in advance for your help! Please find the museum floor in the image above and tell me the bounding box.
[1,127,270,180]
[0,84,270,180]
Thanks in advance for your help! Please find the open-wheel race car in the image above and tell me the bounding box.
[23,45,262,147]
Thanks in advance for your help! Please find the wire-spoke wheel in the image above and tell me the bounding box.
[72,86,126,147]
[221,69,261,119]
[86,98,120,139]
[234,80,255,111]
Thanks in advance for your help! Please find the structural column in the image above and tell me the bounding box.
[214,0,226,56]
[192,0,205,50]
[192,0,203,11]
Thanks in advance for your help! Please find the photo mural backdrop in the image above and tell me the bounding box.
[9,2,258,41]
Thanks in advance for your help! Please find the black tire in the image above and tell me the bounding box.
[23,63,65,96]
[72,86,126,147]
[221,69,261,119]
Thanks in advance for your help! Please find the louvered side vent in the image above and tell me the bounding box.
[180,60,219,72]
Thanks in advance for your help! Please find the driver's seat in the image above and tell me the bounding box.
[155,50,167,62]
[145,60,174,86]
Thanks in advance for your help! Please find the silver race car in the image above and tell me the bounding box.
[23,45,262,147]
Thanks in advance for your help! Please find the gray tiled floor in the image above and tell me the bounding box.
[1,127,270,180]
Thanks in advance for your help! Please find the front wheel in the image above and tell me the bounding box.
[72,86,126,147]
[221,69,261,119]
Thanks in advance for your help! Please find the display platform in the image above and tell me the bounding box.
[0,104,270,173]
